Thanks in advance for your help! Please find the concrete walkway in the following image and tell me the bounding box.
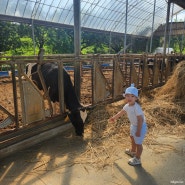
[0,129,184,185]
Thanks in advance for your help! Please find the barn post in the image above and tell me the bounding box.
[109,31,112,53]
[163,0,171,55]
[168,3,174,51]
[31,19,36,55]
[10,61,19,129]
[124,0,128,54]
[58,61,65,114]
[73,0,81,99]
[149,0,156,53]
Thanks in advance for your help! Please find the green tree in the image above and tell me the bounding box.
[16,37,34,55]
[18,23,32,38]
[132,37,148,53]
[81,31,109,54]
[171,35,185,53]
[34,25,48,49]
[47,28,74,54]
[110,34,124,53]
[0,22,21,54]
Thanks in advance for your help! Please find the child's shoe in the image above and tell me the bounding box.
[128,157,141,166]
[125,149,136,157]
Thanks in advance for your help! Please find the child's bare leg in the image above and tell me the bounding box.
[136,144,143,159]
[130,136,136,152]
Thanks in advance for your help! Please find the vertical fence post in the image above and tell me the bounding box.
[11,61,19,129]
[73,0,81,99]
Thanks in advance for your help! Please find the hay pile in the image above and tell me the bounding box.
[73,102,131,169]
[143,61,185,128]
[73,61,185,169]
[156,61,185,100]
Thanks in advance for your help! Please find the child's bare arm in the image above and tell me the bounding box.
[109,109,126,122]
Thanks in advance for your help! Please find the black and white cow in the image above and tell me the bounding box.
[26,62,87,136]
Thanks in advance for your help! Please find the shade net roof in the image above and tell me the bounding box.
[0,0,184,37]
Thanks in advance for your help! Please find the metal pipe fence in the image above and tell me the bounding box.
[0,53,184,136]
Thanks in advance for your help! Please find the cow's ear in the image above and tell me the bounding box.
[80,110,87,123]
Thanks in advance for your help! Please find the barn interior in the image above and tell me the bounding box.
[0,0,185,162]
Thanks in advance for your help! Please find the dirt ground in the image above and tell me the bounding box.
[0,125,184,185]
[0,98,185,185]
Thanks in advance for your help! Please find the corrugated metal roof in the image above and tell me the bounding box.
[0,0,184,37]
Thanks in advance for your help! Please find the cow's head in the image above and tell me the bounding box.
[67,108,87,136]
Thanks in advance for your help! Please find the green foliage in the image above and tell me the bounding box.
[131,37,148,53]
[109,35,124,53]
[46,28,74,54]
[0,22,21,54]
[170,35,185,53]
[150,36,161,52]
[14,37,35,55]
[81,31,110,54]
[81,44,109,54]
[1,21,184,55]
[18,24,32,38]
[34,25,48,49]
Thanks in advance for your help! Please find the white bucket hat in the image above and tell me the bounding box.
[123,83,138,98]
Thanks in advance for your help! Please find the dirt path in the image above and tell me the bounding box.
[0,128,184,185]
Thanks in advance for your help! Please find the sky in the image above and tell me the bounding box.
[172,10,185,21]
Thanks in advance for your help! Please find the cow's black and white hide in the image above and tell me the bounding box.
[26,62,87,136]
